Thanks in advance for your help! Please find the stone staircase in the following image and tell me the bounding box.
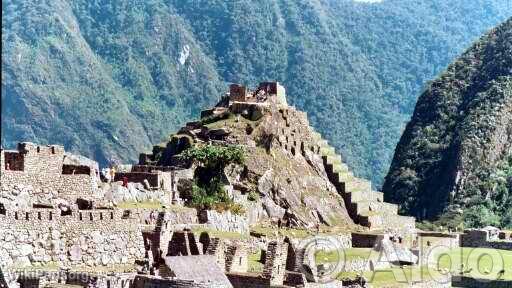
[275,106,414,233]
[311,131,415,233]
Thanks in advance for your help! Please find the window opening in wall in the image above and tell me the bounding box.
[49,212,53,220]
[239,257,242,265]
[122,210,131,219]
[25,212,29,220]
[37,212,42,220]
[51,146,56,154]
[0,203,5,215]
[37,147,40,153]
[61,209,72,216]
[33,204,52,209]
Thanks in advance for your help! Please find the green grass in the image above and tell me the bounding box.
[354,266,435,287]
[314,249,436,286]
[330,247,512,287]
[436,247,512,280]
[316,248,375,264]
[250,225,313,239]
[248,251,264,273]
[191,227,248,240]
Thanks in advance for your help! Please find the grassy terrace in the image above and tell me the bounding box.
[250,226,314,239]
[249,224,357,239]
[191,227,248,240]
[313,247,512,287]
[436,247,512,280]
[248,250,264,273]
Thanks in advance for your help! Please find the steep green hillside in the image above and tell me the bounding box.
[2,0,511,186]
[383,18,512,228]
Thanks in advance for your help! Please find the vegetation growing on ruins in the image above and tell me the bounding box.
[384,18,512,228]
[180,145,246,213]
[180,145,245,169]
[2,0,510,186]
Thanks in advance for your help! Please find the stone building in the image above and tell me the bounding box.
[228,82,287,106]
[161,255,233,288]
[1,142,100,209]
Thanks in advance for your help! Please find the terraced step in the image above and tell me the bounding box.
[333,170,355,183]
[348,190,384,203]
[333,163,349,174]
[344,178,372,194]
[353,201,398,215]
[358,214,416,232]
[323,154,342,166]
[323,157,349,173]
[320,146,335,156]
[316,140,415,231]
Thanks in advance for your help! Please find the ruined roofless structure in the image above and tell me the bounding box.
[228,82,287,106]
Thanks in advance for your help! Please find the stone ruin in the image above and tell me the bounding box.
[460,227,512,250]
[1,83,425,288]
[0,146,310,287]
[228,82,287,106]
[1,142,100,209]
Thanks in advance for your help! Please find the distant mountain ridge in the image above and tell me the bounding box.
[2,0,511,187]
[383,18,512,228]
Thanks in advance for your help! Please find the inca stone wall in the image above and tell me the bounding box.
[461,230,512,250]
[452,276,512,288]
[6,270,137,288]
[416,234,460,266]
[0,209,144,268]
[225,245,248,273]
[1,171,98,209]
[200,210,249,234]
[262,241,288,286]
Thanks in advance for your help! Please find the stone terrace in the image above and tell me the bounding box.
[270,104,415,234]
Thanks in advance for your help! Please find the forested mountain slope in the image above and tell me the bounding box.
[2,0,511,186]
[383,18,512,228]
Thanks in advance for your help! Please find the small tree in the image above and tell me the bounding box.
[179,145,245,211]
